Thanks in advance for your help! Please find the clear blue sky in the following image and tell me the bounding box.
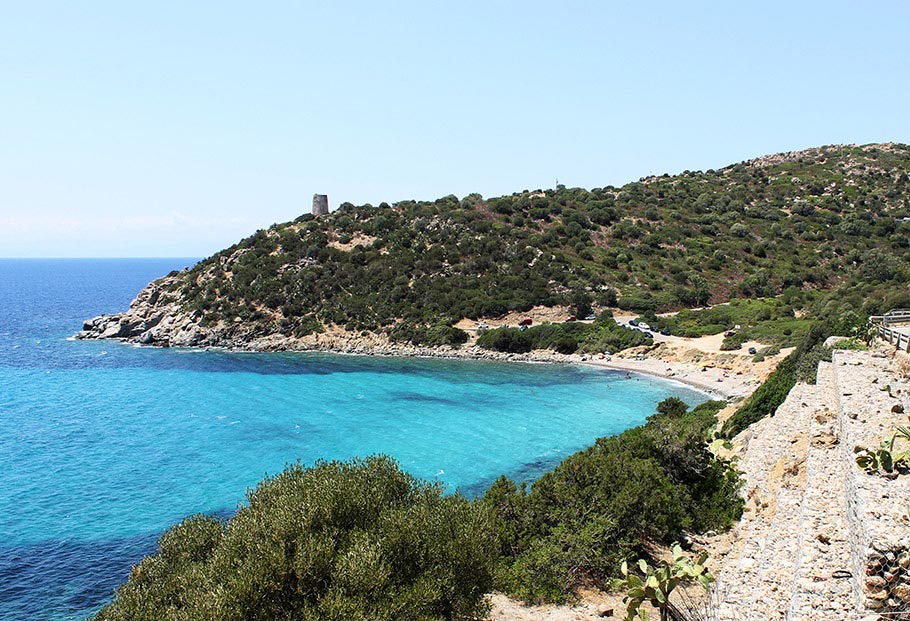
[2,1,908,257]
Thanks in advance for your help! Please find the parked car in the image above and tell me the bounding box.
[639,322,650,331]
[566,315,577,322]
[660,329,670,336]
[584,314,596,321]
[748,346,757,355]
[629,318,639,326]
[518,318,533,326]
[724,330,736,337]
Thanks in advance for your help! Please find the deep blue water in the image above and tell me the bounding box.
[0,259,706,620]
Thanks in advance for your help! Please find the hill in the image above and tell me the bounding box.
[80,143,910,350]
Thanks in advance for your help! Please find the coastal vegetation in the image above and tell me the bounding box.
[144,143,910,348]
[610,543,714,621]
[636,292,882,352]
[476,311,651,354]
[95,398,740,617]
[484,398,739,603]
[639,297,812,348]
[94,457,498,621]
[854,426,910,475]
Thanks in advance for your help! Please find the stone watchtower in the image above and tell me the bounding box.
[312,194,329,216]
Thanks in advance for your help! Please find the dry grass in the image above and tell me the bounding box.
[895,351,910,379]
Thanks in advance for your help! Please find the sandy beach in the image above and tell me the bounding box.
[582,354,761,400]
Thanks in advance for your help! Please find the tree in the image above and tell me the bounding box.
[687,273,711,307]
[655,397,687,418]
[570,287,593,318]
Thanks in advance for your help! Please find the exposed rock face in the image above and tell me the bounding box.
[77,275,211,348]
[77,278,565,358]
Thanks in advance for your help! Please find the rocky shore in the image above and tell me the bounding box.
[78,280,771,400]
[79,322,757,401]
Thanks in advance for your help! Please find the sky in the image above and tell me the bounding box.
[1,1,909,258]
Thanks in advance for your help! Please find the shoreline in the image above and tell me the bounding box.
[90,335,751,400]
[333,348,735,400]
[580,357,756,400]
[278,345,752,400]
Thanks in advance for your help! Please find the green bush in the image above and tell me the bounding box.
[829,337,868,351]
[578,315,653,353]
[796,344,832,384]
[389,323,469,346]
[720,332,748,350]
[720,353,798,439]
[476,318,651,356]
[485,398,740,603]
[654,298,813,347]
[425,324,469,346]
[95,457,498,621]
[476,327,533,353]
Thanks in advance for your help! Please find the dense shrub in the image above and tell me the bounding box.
[476,315,651,355]
[578,313,653,353]
[720,353,798,439]
[720,331,748,350]
[476,327,534,353]
[95,457,498,621]
[650,298,812,347]
[389,322,469,346]
[484,398,740,603]
[829,337,868,351]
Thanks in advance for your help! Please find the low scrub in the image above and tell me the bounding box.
[640,297,812,348]
[830,337,868,351]
[97,398,742,616]
[720,332,748,351]
[388,322,469,346]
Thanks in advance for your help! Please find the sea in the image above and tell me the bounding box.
[0,258,707,620]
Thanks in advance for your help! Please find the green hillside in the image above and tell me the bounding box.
[161,143,910,344]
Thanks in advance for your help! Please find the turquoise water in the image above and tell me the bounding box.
[0,259,706,620]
